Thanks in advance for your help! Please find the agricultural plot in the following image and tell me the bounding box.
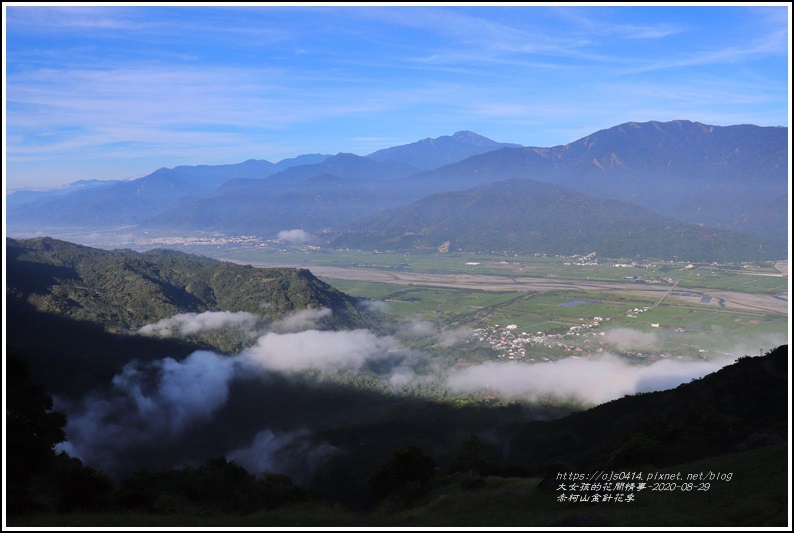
[224,249,787,294]
[675,270,787,293]
[221,249,787,361]
[322,277,787,361]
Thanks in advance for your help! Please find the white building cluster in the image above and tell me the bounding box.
[470,316,610,362]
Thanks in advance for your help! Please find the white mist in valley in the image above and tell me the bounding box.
[601,327,661,349]
[246,328,404,373]
[139,311,261,337]
[276,229,314,244]
[445,354,736,405]
[268,307,333,333]
[58,308,411,478]
[58,306,780,480]
[57,350,238,476]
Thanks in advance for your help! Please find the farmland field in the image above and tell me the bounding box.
[216,249,789,362]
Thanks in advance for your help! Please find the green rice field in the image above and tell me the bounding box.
[219,249,788,360]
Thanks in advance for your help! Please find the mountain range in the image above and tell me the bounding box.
[6,121,789,260]
[401,121,788,243]
[330,178,785,261]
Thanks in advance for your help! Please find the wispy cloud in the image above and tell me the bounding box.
[360,6,612,63]
[7,6,292,45]
[624,51,771,76]
[6,64,395,166]
[620,30,788,74]
[551,7,685,40]
[5,5,788,188]
[139,311,260,338]
[7,6,151,32]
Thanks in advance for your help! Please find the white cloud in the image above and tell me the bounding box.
[402,319,438,338]
[276,229,314,244]
[447,354,737,405]
[436,327,476,347]
[269,308,333,333]
[244,328,402,373]
[57,350,238,474]
[139,311,260,337]
[358,299,390,313]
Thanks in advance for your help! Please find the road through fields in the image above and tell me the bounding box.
[228,260,788,316]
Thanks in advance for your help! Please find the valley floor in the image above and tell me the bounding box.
[248,263,788,316]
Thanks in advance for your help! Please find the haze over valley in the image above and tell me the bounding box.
[7,120,789,260]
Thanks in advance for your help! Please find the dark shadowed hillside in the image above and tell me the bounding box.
[506,345,788,474]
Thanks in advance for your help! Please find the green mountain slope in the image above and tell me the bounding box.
[6,237,370,332]
[331,178,784,261]
[6,236,382,396]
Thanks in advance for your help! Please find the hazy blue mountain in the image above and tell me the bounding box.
[211,132,517,192]
[139,154,332,192]
[142,173,416,238]
[366,130,522,170]
[2,128,511,215]
[231,152,420,186]
[143,153,427,236]
[7,179,124,208]
[138,133,526,236]
[6,121,787,251]
[6,156,330,229]
[211,154,333,192]
[7,173,202,228]
[329,178,785,261]
[405,121,788,243]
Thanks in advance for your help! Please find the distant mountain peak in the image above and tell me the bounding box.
[367,131,521,170]
[451,130,482,138]
[332,152,362,159]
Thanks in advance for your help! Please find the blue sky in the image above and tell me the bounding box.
[4,4,790,190]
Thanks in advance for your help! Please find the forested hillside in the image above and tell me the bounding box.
[7,237,367,331]
[6,237,379,395]
[331,178,785,261]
